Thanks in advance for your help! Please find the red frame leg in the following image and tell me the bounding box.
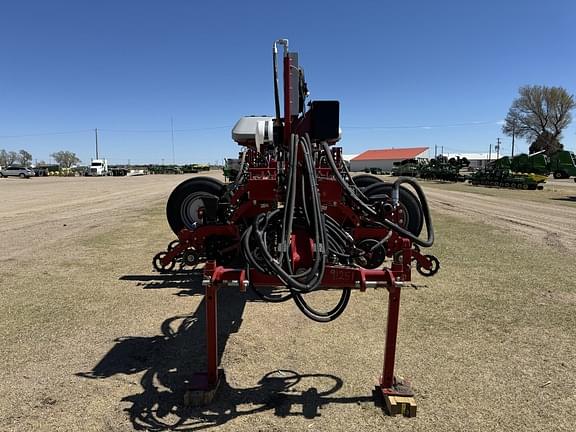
[184,263,222,406]
[380,284,414,396]
[206,282,219,387]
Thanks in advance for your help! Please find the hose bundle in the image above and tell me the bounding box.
[241,135,435,322]
[241,134,351,322]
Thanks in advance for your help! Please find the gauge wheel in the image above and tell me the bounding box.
[362,183,423,236]
[153,252,176,273]
[351,174,384,190]
[166,177,226,234]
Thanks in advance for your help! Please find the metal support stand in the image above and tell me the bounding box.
[183,257,418,415]
[184,262,223,406]
[379,284,417,417]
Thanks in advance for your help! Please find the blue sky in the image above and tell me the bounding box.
[1,0,575,165]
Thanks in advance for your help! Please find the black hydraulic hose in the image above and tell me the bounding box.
[288,135,353,322]
[251,283,293,303]
[321,141,378,217]
[300,175,311,226]
[292,289,351,323]
[239,133,353,321]
[341,156,370,202]
[322,141,435,248]
[281,135,299,267]
[384,177,435,248]
[250,205,321,293]
[301,134,327,274]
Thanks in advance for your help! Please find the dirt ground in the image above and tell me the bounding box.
[1,173,575,431]
[418,180,576,253]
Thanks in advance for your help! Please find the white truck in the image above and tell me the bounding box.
[87,159,110,176]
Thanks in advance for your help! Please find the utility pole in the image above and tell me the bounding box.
[488,143,492,161]
[434,144,437,158]
[95,128,99,159]
[496,138,501,160]
[441,146,444,159]
[511,126,515,158]
[171,117,175,165]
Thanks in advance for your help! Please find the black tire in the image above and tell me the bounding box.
[362,183,423,236]
[351,174,384,190]
[166,177,225,234]
[19,173,25,178]
[553,171,566,179]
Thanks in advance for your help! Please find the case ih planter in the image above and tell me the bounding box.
[153,39,440,416]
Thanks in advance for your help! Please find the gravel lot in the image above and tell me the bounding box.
[1,174,575,431]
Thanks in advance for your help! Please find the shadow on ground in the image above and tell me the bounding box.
[119,270,204,296]
[79,274,379,430]
[551,195,576,202]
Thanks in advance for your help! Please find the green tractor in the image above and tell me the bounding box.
[419,156,470,182]
[469,152,549,190]
[469,150,576,189]
[549,150,576,180]
[391,158,421,177]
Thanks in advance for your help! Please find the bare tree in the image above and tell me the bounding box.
[0,149,7,167]
[502,85,575,155]
[18,150,32,166]
[6,151,19,165]
[50,150,81,168]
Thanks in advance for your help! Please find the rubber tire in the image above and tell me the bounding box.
[362,183,423,236]
[553,171,565,179]
[19,173,25,178]
[351,174,384,190]
[166,177,225,234]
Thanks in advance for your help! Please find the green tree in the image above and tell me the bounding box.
[502,85,575,156]
[18,149,32,166]
[50,150,81,168]
[529,131,563,155]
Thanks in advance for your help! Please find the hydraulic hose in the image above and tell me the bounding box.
[321,141,434,248]
[381,177,435,247]
[292,289,351,323]
[321,141,378,217]
[240,133,352,322]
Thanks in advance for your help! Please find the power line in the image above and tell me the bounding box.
[343,120,500,130]
[98,126,232,133]
[0,121,503,138]
[0,129,93,139]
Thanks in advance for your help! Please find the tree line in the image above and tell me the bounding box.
[0,149,81,168]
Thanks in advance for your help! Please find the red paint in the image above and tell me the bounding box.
[206,282,218,387]
[381,284,400,388]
